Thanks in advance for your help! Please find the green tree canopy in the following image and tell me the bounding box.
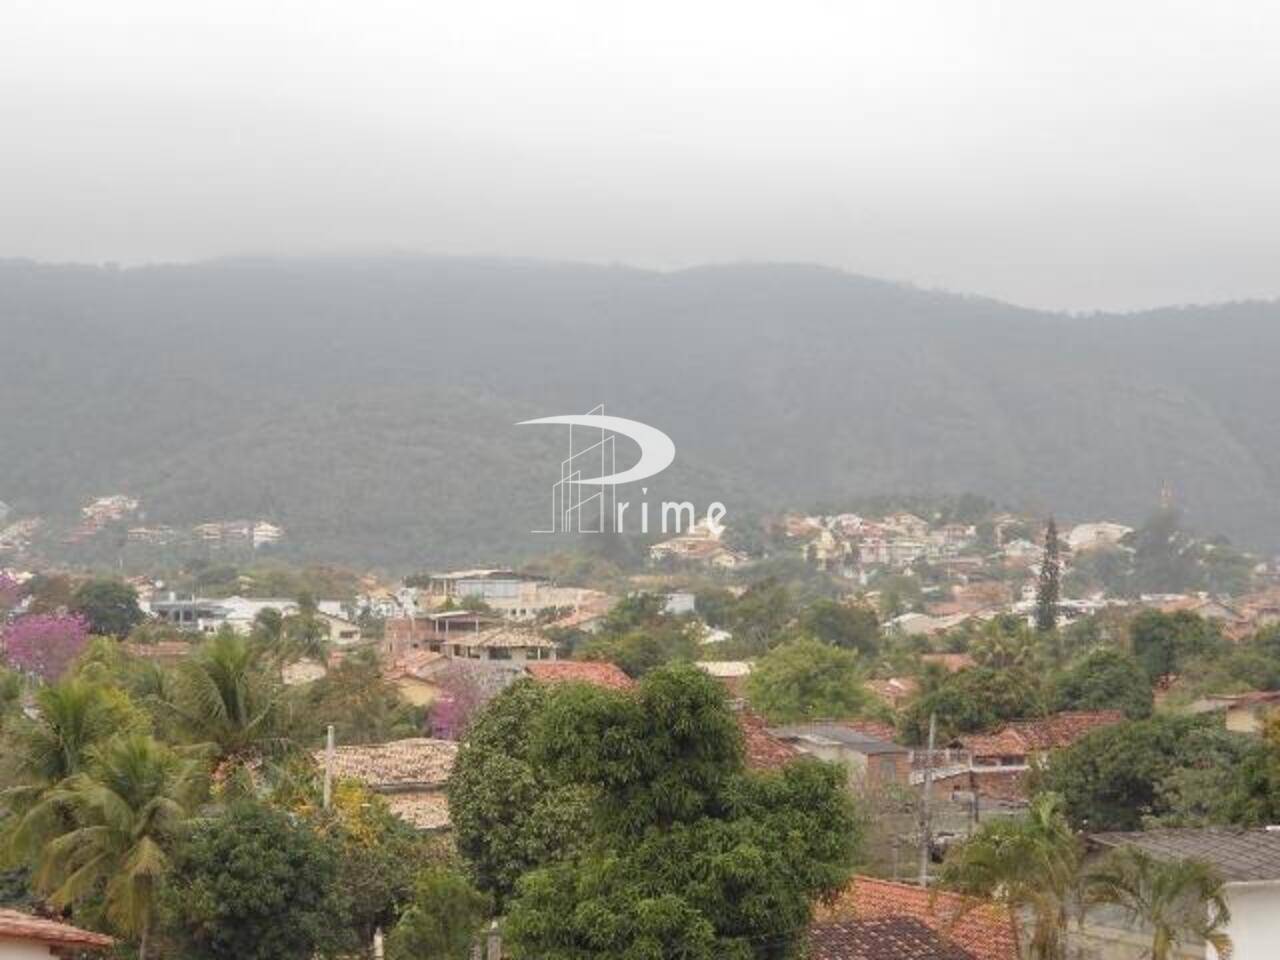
[1049,647,1153,719]
[798,599,880,655]
[386,867,491,960]
[164,800,347,960]
[503,664,861,960]
[1129,610,1223,682]
[447,680,594,907]
[744,636,869,724]
[70,579,144,638]
[1036,714,1252,831]
[898,666,1043,745]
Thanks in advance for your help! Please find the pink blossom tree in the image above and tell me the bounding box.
[429,664,498,740]
[2,613,90,681]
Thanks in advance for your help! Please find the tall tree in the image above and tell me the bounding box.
[30,734,204,960]
[386,867,491,960]
[745,636,869,723]
[159,630,292,774]
[71,579,144,638]
[1035,518,1061,633]
[504,665,861,959]
[164,800,346,960]
[1085,847,1232,960]
[941,793,1082,960]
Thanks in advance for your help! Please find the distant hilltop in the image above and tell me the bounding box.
[2,256,1278,566]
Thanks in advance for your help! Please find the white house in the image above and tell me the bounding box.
[1084,829,1280,959]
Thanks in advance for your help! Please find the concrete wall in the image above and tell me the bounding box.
[1212,884,1280,960]
[0,938,54,960]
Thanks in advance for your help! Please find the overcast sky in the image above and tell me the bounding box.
[3,1,1279,311]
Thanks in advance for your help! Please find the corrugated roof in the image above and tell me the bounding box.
[1091,828,1280,883]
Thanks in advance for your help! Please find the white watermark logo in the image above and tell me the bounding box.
[519,405,726,535]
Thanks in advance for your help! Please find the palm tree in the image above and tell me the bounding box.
[158,629,293,769]
[1085,846,1232,960]
[2,679,144,861]
[32,733,205,960]
[940,792,1082,960]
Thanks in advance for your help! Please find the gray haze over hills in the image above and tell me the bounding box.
[1,256,1277,566]
[6,3,1280,311]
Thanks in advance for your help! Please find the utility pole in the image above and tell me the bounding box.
[918,712,936,887]
[323,723,335,809]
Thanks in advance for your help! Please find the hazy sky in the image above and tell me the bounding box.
[4,1,1279,311]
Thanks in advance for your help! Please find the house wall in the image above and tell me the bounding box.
[1212,884,1280,959]
[0,938,55,960]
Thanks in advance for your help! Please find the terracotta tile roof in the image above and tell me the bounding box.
[453,625,557,650]
[315,738,457,789]
[0,909,114,949]
[808,917,976,960]
[817,876,1021,960]
[1007,711,1124,751]
[738,711,802,771]
[961,711,1124,759]
[525,661,635,691]
[383,791,452,831]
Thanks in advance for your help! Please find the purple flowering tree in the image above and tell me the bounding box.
[2,613,90,681]
[428,665,496,740]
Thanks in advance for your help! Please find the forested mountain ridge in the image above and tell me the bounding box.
[1,256,1278,566]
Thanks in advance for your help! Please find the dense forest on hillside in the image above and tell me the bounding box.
[2,256,1278,567]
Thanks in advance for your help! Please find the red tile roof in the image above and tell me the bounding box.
[0,910,114,950]
[817,876,1020,960]
[808,917,976,960]
[738,711,802,771]
[525,661,635,691]
[961,711,1124,759]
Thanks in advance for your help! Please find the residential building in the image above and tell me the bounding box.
[443,624,558,664]
[960,711,1125,769]
[770,723,911,791]
[148,594,298,633]
[1189,691,1280,734]
[1084,828,1280,959]
[0,909,113,957]
[1066,522,1133,552]
[316,611,363,647]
